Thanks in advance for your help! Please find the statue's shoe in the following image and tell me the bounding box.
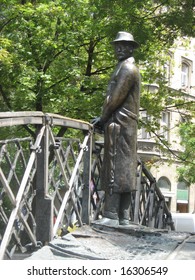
[119,219,130,226]
[92,217,119,227]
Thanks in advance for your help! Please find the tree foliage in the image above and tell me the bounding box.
[177,110,195,184]
[0,1,195,179]
[1,0,194,118]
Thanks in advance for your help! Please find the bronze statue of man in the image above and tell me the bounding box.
[94,31,141,226]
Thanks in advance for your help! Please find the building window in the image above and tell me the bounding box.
[138,111,151,139]
[177,181,189,213]
[160,111,170,141]
[181,63,189,87]
[164,52,172,86]
[177,181,188,190]
[157,177,172,208]
[181,59,192,92]
[157,176,171,191]
[164,61,170,85]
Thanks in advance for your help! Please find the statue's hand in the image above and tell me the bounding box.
[91,116,101,125]
[91,117,104,130]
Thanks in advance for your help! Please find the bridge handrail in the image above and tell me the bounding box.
[0,111,92,131]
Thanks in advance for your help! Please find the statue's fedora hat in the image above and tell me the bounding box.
[112,31,139,48]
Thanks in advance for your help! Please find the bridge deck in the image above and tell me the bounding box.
[24,224,195,260]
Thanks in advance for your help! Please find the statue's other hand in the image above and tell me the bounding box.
[91,117,104,130]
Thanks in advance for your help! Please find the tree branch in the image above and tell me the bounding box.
[140,118,195,166]
[46,75,70,90]
[0,85,12,110]
[0,17,17,32]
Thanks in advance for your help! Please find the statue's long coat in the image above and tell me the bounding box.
[101,57,141,193]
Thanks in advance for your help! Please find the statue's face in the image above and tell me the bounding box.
[114,41,134,61]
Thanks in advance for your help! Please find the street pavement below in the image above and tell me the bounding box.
[25,223,195,260]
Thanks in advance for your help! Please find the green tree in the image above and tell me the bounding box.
[0,0,194,149]
[1,0,195,179]
[1,0,194,119]
[177,113,195,184]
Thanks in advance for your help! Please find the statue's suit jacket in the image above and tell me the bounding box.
[101,56,141,193]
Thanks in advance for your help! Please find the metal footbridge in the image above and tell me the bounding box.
[0,111,174,260]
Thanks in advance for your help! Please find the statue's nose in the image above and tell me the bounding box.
[116,46,122,52]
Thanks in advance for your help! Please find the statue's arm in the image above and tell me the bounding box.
[101,65,135,124]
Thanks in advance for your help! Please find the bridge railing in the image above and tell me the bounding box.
[0,112,93,259]
[0,112,174,260]
[133,161,174,230]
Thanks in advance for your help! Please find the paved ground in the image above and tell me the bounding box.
[25,223,195,260]
[166,234,195,260]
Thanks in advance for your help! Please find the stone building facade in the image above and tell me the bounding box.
[138,38,195,213]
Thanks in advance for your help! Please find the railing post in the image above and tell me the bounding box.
[157,199,165,228]
[148,183,155,227]
[134,163,142,223]
[35,117,53,244]
[82,131,92,224]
